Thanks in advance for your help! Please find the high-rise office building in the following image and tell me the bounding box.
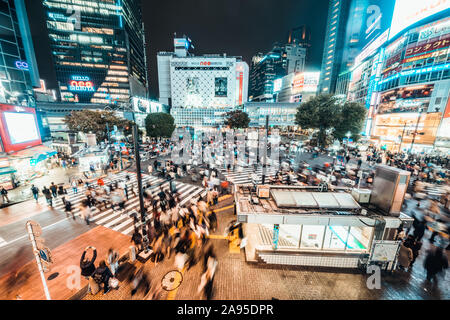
[249,47,286,102]
[318,0,396,95]
[37,0,147,104]
[0,0,39,106]
[317,0,351,94]
[286,26,310,74]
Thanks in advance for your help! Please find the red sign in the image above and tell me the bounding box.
[238,72,243,105]
[405,35,450,57]
[200,61,211,66]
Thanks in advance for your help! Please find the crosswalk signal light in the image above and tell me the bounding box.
[30,159,37,166]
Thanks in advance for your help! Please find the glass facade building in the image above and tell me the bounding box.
[0,0,37,106]
[41,0,147,104]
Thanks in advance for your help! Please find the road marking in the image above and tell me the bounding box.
[166,265,187,300]
[0,236,7,247]
[208,204,234,214]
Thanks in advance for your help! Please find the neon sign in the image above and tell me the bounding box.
[71,75,90,81]
[378,63,450,85]
[15,61,29,70]
[69,75,95,92]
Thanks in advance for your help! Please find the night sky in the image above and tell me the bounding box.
[142,0,330,99]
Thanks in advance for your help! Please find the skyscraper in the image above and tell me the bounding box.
[317,0,351,94]
[36,0,147,104]
[0,0,39,106]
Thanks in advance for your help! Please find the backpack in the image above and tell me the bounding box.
[92,271,104,284]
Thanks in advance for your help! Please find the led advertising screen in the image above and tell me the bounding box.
[0,104,42,153]
[389,0,450,40]
[4,112,39,144]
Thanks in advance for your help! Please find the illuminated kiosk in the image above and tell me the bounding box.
[236,169,413,269]
[0,104,57,189]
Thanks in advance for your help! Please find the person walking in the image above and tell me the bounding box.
[64,199,75,220]
[413,218,426,241]
[50,182,58,198]
[80,200,92,225]
[31,184,39,203]
[42,187,53,207]
[0,187,9,203]
[424,247,448,283]
[107,248,119,277]
[71,179,78,194]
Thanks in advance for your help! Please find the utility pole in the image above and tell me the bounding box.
[262,115,269,185]
[133,124,150,255]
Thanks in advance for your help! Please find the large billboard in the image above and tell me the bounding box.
[389,0,450,40]
[343,0,395,68]
[0,104,42,153]
[215,77,228,97]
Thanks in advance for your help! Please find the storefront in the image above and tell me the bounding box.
[236,185,413,269]
[7,145,58,187]
[371,112,442,152]
[0,157,17,190]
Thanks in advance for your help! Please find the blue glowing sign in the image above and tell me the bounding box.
[71,75,90,81]
[15,61,29,70]
[378,63,450,86]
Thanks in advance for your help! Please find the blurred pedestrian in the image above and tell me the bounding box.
[424,247,448,283]
[31,184,39,203]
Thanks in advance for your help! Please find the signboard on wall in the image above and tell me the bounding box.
[389,0,450,40]
[186,78,200,94]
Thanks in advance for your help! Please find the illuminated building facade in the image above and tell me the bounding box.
[157,36,249,128]
[275,71,320,103]
[41,0,147,104]
[346,1,450,152]
[0,0,39,107]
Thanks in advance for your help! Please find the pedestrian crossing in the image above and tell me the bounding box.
[219,166,277,185]
[425,184,447,199]
[46,171,207,237]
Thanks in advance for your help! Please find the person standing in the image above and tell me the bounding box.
[50,182,58,198]
[424,247,448,283]
[31,184,39,203]
[92,260,113,294]
[0,187,9,203]
[397,241,413,271]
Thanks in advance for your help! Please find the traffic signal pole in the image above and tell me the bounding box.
[132,124,149,253]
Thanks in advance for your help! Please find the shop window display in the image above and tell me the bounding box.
[300,225,325,249]
[346,226,373,251]
[323,226,349,250]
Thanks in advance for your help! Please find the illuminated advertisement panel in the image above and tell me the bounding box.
[377,85,434,114]
[389,0,450,40]
[0,104,42,153]
[215,77,228,97]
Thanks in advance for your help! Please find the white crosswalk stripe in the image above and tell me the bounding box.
[44,171,206,236]
[220,167,277,184]
[0,236,7,248]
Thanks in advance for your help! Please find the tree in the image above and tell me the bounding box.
[333,101,367,142]
[295,94,366,148]
[224,110,250,129]
[64,110,131,141]
[145,112,175,138]
[295,94,342,148]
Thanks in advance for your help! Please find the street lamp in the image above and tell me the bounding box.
[408,107,424,155]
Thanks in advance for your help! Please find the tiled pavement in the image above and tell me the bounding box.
[82,195,449,300]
